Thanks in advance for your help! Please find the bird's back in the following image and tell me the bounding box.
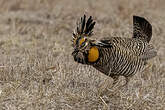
[99,37,157,61]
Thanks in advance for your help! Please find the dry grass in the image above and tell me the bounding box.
[0,0,164,109]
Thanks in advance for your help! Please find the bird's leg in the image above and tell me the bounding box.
[105,76,120,94]
[124,76,131,86]
[111,76,119,88]
[98,78,111,96]
[121,76,131,88]
[142,62,152,72]
[119,76,131,92]
[98,75,120,96]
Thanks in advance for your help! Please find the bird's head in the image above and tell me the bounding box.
[72,15,99,64]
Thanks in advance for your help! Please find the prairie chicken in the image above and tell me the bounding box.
[72,15,157,86]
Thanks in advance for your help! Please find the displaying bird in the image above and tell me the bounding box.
[72,15,157,87]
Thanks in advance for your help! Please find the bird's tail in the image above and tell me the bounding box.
[133,16,152,43]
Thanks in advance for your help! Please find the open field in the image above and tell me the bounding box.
[0,0,164,109]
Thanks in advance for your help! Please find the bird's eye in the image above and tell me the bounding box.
[81,41,86,47]
[79,38,86,46]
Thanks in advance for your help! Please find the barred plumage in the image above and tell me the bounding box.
[72,15,157,86]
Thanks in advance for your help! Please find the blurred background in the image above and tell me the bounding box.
[0,0,164,109]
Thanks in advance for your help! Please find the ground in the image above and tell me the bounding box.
[0,0,164,109]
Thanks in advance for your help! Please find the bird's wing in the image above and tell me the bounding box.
[97,37,156,61]
[139,44,157,61]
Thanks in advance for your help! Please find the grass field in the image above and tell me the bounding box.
[0,0,164,109]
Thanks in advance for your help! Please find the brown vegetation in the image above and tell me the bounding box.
[0,0,164,109]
